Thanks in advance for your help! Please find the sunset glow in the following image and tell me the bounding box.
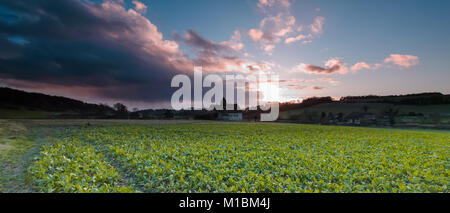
[0,0,449,108]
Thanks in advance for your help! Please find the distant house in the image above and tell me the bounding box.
[344,112,377,125]
[216,98,243,121]
[218,112,242,121]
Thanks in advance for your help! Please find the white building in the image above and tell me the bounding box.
[218,112,243,121]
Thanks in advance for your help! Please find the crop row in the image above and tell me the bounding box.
[28,139,134,192]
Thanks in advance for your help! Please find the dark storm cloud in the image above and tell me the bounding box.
[312,86,324,90]
[304,64,340,74]
[174,30,234,53]
[300,58,348,75]
[173,29,249,73]
[0,0,194,103]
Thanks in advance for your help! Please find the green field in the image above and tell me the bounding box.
[1,120,449,193]
[279,103,450,123]
[280,103,450,117]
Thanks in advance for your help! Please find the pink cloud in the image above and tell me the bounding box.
[278,78,306,83]
[347,54,419,72]
[262,44,275,54]
[285,84,308,90]
[249,1,327,53]
[257,13,296,42]
[132,0,147,14]
[257,0,291,9]
[285,34,306,44]
[279,0,291,7]
[248,29,264,42]
[274,26,293,37]
[249,1,301,54]
[260,13,295,28]
[351,62,371,71]
[277,78,339,85]
[318,78,340,85]
[310,16,325,34]
[258,0,275,8]
[89,1,182,56]
[175,29,277,73]
[373,63,383,69]
[221,30,245,51]
[312,86,324,90]
[384,54,419,68]
[296,58,348,75]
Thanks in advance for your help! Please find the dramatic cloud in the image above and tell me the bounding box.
[1,0,281,105]
[174,30,234,53]
[384,54,419,68]
[351,62,371,71]
[0,0,193,105]
[174,29,276,74]
[296,58,348,75]
[174,29,260,73]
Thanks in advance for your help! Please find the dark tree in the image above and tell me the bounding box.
[431,112,441,124]
[384,107,399,126]
[328,112,334,120]
[113,103,128,115]
[164,110,174,119]
[362,105,369,113]
[337,112,344,122]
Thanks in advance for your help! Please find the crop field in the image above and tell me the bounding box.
[19,122,449,193]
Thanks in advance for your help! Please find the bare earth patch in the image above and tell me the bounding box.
[0,144,13,151]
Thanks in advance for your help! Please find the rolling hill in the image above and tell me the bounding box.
[0,87,115,119]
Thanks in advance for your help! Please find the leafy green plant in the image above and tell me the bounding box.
[28,140,134,193]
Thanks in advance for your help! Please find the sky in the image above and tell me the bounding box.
[0,0,449,109]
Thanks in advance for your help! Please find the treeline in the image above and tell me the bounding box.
[1,86,449,120]
[280,97,334,111]
[280,93,450,111]
[339,93,450,105]
[0,87,116,118]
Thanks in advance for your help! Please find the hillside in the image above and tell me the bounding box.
[277,93,450,129]
[279,102,450,129]
[0,87,115,119]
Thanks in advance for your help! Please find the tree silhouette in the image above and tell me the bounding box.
[384,107,399,126]
[113,103,128,116]
[362,105,369,113]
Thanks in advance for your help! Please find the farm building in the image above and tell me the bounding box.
[217,112,243,121]
[345,112,377,125]
[215,98,243,121]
